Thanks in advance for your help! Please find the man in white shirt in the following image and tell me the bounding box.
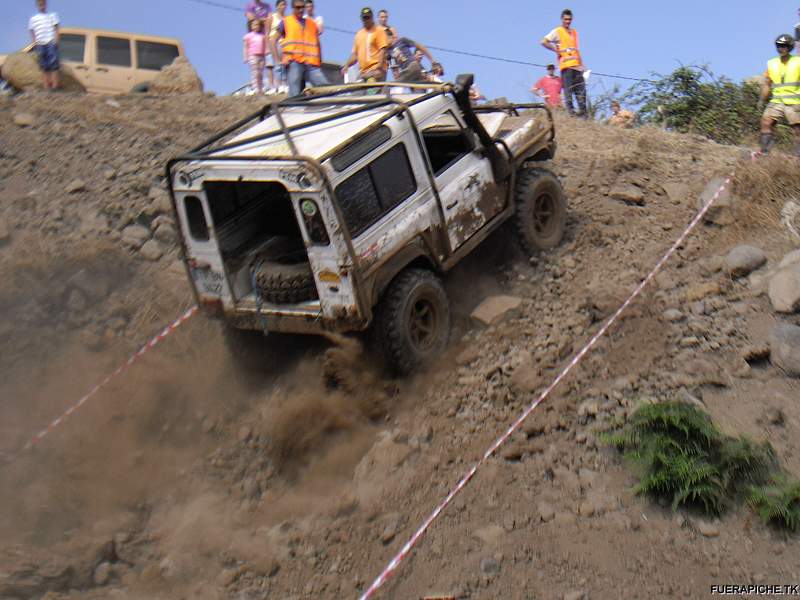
[304,0,323,34]
[28,0,60,90]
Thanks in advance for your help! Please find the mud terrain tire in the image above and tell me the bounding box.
[514,167,567,253]
[252,237,318,304]
[374,268,450,375]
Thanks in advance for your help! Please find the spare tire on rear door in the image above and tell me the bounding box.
[252,236,318,304]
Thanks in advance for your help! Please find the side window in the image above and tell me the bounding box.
[335,143,417,237]
[136,41,180,71]
[59,34,86,63]
[97,36,132,67]
[421,111,474,176]
[335,169,383,237]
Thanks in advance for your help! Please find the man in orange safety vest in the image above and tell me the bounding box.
[541,8,587,117]
[277,0,328,97]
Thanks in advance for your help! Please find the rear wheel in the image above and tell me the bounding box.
[130,82,150,93]
[513,167,567,253]
[374,269,450,375]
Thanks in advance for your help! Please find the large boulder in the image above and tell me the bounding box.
[769,323,800,377]
[148,57,203,95]
[768,263,800,314]
[1,51,85,92]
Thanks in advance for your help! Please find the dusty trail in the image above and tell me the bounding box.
[1,94,799,600]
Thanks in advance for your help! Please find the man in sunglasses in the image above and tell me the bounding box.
[277,0,327,96]
[341,7,389,84]
[760,34,800,156]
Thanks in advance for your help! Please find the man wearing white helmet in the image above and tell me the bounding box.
[760,33,800,156]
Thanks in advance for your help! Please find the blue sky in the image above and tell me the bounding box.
[2,0,797,99]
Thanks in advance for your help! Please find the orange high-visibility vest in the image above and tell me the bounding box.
[282,15,321,66]
[555,26,581,71]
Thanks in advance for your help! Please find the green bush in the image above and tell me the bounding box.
[607,402,774,515]
[748,477,800,532]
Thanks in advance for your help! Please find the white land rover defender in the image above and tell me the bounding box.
[168,75,566,374]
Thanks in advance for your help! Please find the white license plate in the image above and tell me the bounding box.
[193,268,224,295]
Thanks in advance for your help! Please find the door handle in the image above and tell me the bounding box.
[74,65,88,70]
[446,200,459,209]
[95,67,109,72]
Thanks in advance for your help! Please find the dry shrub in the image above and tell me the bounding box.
[732,154,800,231]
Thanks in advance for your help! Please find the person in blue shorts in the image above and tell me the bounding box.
[29,0,61,90]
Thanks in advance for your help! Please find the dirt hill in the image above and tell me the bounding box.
[1,92,798,600]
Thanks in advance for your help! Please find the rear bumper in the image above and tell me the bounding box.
[218,303,367,335]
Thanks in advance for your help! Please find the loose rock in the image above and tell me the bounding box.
[768,265,800,313]
[65,179,87,194]
[724,245,767,277]
[700,177,737,225]
[609,183,645,206]
[769,323,800,377]
[471,296,523,326]
[13,112,36,127]
[139,240,164,261]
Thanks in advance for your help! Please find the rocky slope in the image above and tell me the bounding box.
[1,93,799,600]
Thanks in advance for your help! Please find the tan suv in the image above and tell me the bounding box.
[0,27,185,94]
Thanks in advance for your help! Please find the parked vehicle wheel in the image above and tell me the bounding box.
[0,78,17,97]
[374,268,450,375]
[130,82,150,93]
[513,167,567,253]
[252,236,317,304]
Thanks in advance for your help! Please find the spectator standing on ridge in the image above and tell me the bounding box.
[378,9,398,39]
[305,0,323,34]
[270,0,288,93]
[278,0,327,97]
[607,101,636,128]
[386,29,434,83]
[341,8,389,84]
[29,0,60,91]
[531,64,563,107]
[243,19,268,94]
[541,8,587,117]
[760,34,800,156]
[245,0,271,30]
[795,8,799,50]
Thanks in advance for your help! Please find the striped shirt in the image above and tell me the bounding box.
[29,12,59,45]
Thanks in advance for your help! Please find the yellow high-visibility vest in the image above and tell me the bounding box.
[768,55,800,105]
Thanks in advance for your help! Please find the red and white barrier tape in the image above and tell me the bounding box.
[359,157,757,599]
[22,305,199,451]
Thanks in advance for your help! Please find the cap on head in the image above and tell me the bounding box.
[361,7,373,18]
[776,33,795,48]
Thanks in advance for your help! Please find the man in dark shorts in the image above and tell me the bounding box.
[28,0,60,90]
[385,28,435,84]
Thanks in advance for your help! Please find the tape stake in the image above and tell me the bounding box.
[18,305,199,453]
[359,158,757,599]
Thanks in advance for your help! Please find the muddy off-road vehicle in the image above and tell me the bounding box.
[168,76,565,373]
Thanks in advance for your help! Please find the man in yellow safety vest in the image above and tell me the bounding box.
[760,34,800,156]
[541,8,587,117]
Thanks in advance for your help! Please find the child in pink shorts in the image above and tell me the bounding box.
[243,19,267,94]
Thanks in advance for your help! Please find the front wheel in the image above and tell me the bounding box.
[374,269,451,376]
[513,167,567,253]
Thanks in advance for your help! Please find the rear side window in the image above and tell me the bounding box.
[335,143,417,237]
[136,41,180,70]
[97,36,132,67]
[59,34,86,63]
[184,196,209,241]
[331,126,391,172]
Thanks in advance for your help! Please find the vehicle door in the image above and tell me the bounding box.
[133,39,180,87]
[420,110,504,252]
[92,35,135,93]
[58,31,91,89]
